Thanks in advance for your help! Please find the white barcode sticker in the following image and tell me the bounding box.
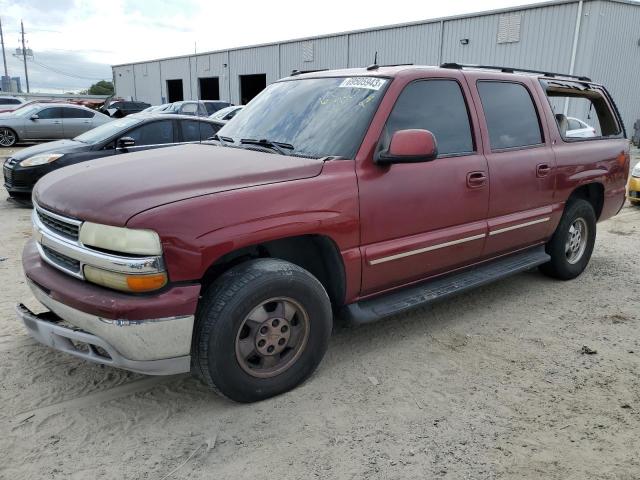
[339,77,387,91]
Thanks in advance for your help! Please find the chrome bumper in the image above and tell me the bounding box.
[18,280,194,375]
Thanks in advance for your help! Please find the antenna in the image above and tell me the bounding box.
[366,51,380,71]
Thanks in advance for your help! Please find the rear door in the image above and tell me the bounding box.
[24,107,64,139]
[357,75,489,295]
[467,75,556,257]
[62,107,95,137]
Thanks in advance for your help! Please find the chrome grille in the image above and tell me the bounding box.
[36,208,80,241]
[41,245,81,274]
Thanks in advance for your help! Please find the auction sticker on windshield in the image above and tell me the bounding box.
[339,77,387,90]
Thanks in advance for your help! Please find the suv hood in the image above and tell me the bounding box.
[34,144,324,225]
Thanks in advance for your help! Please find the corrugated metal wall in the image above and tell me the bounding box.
[112,0,639,131]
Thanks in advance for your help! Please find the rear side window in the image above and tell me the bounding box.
[477,81,543,150]
[540,80,621,140]
[127,120,174,146]
[181,120,216,141]
[383,80,474,156]
[180,103,198,115]
[63,108,94,119]
[0,98,21,105]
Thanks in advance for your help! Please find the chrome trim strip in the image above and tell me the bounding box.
[32,208,164,276]
[488,217,551,236]
[369,233,486,266]
[33,201,82,226]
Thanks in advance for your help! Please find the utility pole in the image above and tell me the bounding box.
[0,17,8,80]
[20,20,29,92]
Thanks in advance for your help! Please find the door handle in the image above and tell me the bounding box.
[536,163,552,178]
[467,171,487,188]
[53,121,61,124]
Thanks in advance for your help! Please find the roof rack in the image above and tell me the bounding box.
[439,63,592,82]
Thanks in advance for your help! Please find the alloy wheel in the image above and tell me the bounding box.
[565,217,588,264]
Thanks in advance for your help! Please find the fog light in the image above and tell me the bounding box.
[84,265,167,292]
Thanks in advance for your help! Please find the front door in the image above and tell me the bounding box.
[117,119,176,154]
[357,76,489,295]
[25,106,64,139]
[467,76,556,257]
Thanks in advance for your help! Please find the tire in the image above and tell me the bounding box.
[192,258,333,402]
[0,127,17,147]
[539,198,596,280]
[630,199,640,207]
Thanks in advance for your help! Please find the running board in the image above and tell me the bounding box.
[342,246,550,325]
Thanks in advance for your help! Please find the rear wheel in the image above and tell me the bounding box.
[192,258,333,402]
[630,199,640,207]
[539,199,596,280]
[0,127,17,147]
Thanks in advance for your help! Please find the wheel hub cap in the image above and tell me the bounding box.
[565,217,588,264]
[235,297,310,378]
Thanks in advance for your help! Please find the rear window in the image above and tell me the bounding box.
[477,81,543,150]
[540,79,622,140]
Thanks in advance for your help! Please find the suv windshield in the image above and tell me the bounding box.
[74,116,142,143]
[218,76,389,158]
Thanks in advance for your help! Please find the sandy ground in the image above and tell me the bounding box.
[1,147,639,480]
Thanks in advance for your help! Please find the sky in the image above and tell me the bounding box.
[0,0,551,92]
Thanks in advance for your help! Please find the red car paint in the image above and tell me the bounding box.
[25,66,629,319]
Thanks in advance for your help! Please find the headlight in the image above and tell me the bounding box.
[79,222,162,256]
[83,265,167,293]
[632,164,640,178]
[19,153,64,167]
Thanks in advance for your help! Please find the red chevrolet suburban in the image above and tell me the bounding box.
[18,64,629,402]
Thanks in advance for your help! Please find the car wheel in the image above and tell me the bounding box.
[0,127,17,147]
[630,199,640,207]
[192,258,333,402]
[539,198,596,280]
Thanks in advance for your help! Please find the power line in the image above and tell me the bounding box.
[30,59,107,81]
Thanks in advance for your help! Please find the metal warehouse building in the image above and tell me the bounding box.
[112,0,640,131]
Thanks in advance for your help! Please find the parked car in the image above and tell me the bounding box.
[17,65,629,402]
[0,103,111,147]
[139,103,171,114]
[0,96,26,113]
[562,115,597,138]
[102,100,151,118]
[3,113,219,198]
[202,100,232,115]
[209,105,243,128]
[628,163,640,206]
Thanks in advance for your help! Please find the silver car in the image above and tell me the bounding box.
[0,103,112,147]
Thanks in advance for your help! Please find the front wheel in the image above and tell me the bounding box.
[0,127,17,147]
[539,199,596,280]
[192,258,333,402]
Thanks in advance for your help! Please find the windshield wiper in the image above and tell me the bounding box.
[240,138,294,155]
[209,134,234,146]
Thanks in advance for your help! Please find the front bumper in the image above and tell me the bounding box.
[17,279,194,375]
[629,176,640,202]
[3,163,43,194]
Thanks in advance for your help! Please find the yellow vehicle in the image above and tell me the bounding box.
[630,163,640,206]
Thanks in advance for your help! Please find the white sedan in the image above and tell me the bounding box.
[565,117,597,138]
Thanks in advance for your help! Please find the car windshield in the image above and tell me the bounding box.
[218,76,389,158]
[73,116,142,143]
[12,104,42,117]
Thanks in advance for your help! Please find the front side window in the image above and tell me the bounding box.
[127,120,174,146]
[477,81,543,150]
[219,76,389,158]
[381,79,474,156]
[37,107,63,120]
[180,103,199,115]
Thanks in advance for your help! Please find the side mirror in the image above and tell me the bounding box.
[375,129,438,165]
[117,137,135,149]
[30,114,39,121]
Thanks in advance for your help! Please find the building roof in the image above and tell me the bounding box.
[112,0,639,68]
